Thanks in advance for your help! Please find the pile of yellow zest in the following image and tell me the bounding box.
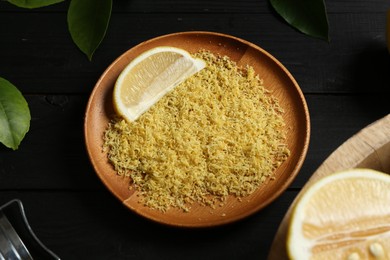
[103,51,290,212]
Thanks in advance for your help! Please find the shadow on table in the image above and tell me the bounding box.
[350,42,390,117]
[72,186,289,260]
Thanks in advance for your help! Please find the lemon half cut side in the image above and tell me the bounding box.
[113,46,206,122]
[287,168,390,260]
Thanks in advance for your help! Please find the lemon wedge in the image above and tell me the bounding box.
[113,46,206,122]
[287,168,390,260]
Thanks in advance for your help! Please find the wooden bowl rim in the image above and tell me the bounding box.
[84,31,310,227]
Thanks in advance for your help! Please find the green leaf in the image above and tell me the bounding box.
[0,77,31,150]
[67,0,113,60]
[270,0,329,41]
[7,0,64,9]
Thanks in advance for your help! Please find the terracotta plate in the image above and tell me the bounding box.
[84,31,310,227]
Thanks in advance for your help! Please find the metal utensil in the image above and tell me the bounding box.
[0,211,33,260]
[0,199,60,260]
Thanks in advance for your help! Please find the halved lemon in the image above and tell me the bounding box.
[113,46,206,122]
[287,168,390,260]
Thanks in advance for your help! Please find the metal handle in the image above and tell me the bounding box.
[0,212,33,260]
[0,200,60,260]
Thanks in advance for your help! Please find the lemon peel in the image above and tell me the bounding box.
[287,168,390,260]
[113,46,206,122]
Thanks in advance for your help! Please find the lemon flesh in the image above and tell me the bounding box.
[113,46,206,122]
[287,168,390,260]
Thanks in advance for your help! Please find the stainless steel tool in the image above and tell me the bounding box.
[0,200,60,260]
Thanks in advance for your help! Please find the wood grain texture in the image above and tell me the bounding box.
[0,12,388,94]
[268,114,390,259]
[0,190,297,260]
[0,0,389,258]
[0,0,388,13]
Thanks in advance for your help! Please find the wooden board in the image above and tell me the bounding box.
[268,114,390,259]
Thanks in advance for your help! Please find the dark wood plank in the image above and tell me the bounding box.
[0,94,101,190]
[0,0,270,13]
[0,1,388,259]
[0,0,388,14]
[0,94,388,190]
[0,190,297,259]
[0,12,388,94]
[291,94,390,187]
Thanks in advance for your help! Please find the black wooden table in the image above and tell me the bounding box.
[0,1,389,259]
